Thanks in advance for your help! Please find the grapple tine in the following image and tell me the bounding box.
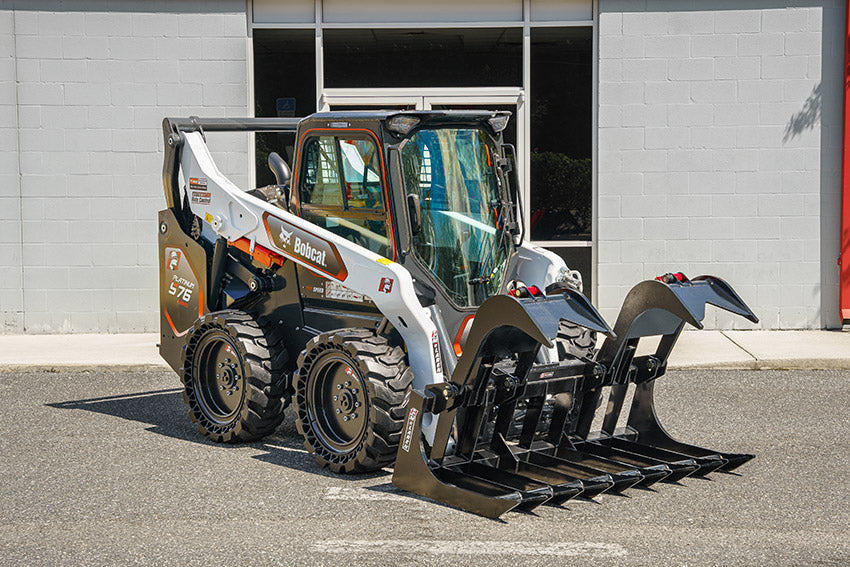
[392,391,522,519]
[391,275,756,517]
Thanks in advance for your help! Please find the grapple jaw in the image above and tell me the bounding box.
[392,275,757,518]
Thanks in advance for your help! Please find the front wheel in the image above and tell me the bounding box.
[293,328,412,474]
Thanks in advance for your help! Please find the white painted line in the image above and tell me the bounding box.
[325,485,424,505]
[312,540,627,558]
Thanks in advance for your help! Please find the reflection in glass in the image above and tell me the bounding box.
[402,128,508,307]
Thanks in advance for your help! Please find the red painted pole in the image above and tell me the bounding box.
[840,0,850,323]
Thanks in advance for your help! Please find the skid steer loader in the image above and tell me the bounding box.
[158,111,757,518]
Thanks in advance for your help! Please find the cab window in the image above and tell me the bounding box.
[299,135,390,257]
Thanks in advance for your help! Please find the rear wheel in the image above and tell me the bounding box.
[555,321,597,360]
[293,328,412,474]
[181,310,290,442]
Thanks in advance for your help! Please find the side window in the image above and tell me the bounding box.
[339,138,384,210]
[299,134,391,258]
[300,136,343,207]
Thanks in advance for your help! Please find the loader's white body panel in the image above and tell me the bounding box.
[179,132,446,405]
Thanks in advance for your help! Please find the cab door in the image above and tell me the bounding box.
[294,131,394,333]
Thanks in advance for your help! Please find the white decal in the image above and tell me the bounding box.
[401,407,418,453]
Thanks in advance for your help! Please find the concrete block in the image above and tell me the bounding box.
[691,126,736,149]
[784,32,822,56]
[644,81,689,104]
[667,104,714,127]
[668,11,715,35]
[62,36,110,60]
[132,12,180,37]
[644,172,689,195]
[178,60,246,85]
[690,34,737,57]
[15,35,62,59]
[20,174,67,197]
[780,216,818,240]
[622,58,667,81]
[712,149,758,172]
[178,13,226,38]
[17,83,64,107]
[620,195,668,218]
[155,37,203,61]
[644,217,688,240]
[644,127,690,150]
[597,217,642,241]
[64,83,110,106]
[23,266,70,290]
[644,35,689,58]
[668,150,713,172]
[690,81,736,104]
[622,149,667,172]
[736,125,784,149]
[201,37,246,61]
[599,82,644,106]
[156,82,203,107]
[622,12,666,36]
[665,239,712,263]
[109,37,158,61]
[599,60,622,83]
[597,262,644,284]
[711,195,758,218]
[84,12,133,37]
[734,216,781,240]
[111,82,158,106]
[690,217,735,240]
[668,58,714,81]
[597,172,643,195]
[598,105,622,128]
[758,194,803,217]
[714,9,761,33]
[761,55,809,80]
[668,194,712,217]
[737,33,785,57]
[715,56,760,80]
[762,8,808,34]
[712,239,757,262]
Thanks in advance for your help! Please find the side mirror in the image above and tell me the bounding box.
[268,152,291,187]
[407,193,421,235]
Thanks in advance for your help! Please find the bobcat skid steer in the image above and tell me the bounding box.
[158,112,757,518]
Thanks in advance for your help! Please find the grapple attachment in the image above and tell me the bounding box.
[392,275,758,518]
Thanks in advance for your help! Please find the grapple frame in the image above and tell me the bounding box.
[393,275,758,518]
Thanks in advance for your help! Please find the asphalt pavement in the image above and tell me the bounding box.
[1,367,847,566]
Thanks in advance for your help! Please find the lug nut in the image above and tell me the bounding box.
[354,402,360,408]
[337,384,342,390]
[344,381,351,387]
[336,409,341,414]
[343,416,349,421]
[333,395,338,401]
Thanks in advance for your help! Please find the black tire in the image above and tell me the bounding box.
[181,310,290,443]
[555,321,597,360]
[293,328,412,474]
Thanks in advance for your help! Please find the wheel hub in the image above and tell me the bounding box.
[308,356,368,453]
[193,333,246,423]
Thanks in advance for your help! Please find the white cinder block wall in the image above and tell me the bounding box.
[0,1,250,333]
[597,0,844,329]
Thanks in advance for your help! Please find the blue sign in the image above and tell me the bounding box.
[276,98,297,117]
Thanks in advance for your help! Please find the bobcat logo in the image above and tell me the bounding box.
[167,250,181,270]
[279,227,293,246]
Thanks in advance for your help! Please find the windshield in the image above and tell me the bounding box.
[401,127,509,307]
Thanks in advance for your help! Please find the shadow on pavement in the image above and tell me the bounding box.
[46,388,394,482]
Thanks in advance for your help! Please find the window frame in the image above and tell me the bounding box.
[295,129,397,259]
